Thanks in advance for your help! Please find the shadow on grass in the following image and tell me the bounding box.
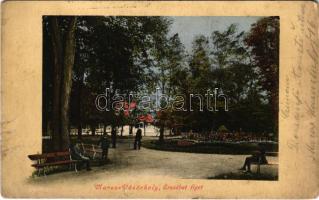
[208,172,278,181]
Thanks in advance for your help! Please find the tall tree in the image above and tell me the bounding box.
[245,17,279,133]
[211,24,250,103]
[66,16,171,139]
[50,17,63,151]
[152,33,187,142]
[187,35,212,131]
[49,16,77,151]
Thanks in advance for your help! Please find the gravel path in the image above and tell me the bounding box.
[30,138,278,184]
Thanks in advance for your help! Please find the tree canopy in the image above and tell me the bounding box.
[43,16,279,149]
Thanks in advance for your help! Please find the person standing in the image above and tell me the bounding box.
[134,128,142,150]
[98,132,109,162]
[111,127,117,148]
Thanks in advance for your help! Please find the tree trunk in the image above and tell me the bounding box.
[60,17,77,150]
[159,124,164,143]
[121,125,124,136]
[103,124,107,135]
[50,17,63,151]
[76,74,84,140]
[143,123,146,136]
[91,125,96,136]
[77,124,82,139]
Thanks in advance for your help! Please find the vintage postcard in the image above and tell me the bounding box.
[1,1,318,198]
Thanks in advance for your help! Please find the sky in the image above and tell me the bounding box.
[168,16,262,52]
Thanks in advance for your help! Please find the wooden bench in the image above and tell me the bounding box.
[79,143,103,160]
[28,150,81,176]
[251,156,277,174]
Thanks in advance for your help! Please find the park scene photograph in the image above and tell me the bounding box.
[33,16,279,182]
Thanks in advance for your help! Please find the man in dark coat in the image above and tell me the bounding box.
[134,128,142,150]
[239,143,268,172]
[69,143,91,171]
[111,128,117,148]
[98,132,109,161]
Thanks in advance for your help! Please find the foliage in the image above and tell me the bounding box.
[217,125,228,132]
[43,16,279,148]
[245,16,279,133]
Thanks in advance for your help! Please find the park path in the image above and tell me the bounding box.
[30,137,278,184]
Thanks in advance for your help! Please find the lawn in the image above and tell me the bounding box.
[142,139,278,155]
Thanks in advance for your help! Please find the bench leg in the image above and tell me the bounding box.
[37,168,46,177]
[74,163,78,172]
[43,167,47,177]
[257,164,261,174]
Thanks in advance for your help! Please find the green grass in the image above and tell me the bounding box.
[31,165,75,177]
[143,139,278,155]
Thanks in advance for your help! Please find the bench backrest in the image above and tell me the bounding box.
[80,143,101,151]
[28,150,71,163]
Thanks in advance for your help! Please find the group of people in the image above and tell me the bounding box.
[69,127,143,171]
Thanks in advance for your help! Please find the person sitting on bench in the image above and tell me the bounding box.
[69,143,92,171]
[240,144,268,172]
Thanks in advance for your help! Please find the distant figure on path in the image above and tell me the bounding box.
[134,128,142,150]
[111,128,117,148]
[239,144,268,172]
[69,143,91,171]
[98,132,109,161]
